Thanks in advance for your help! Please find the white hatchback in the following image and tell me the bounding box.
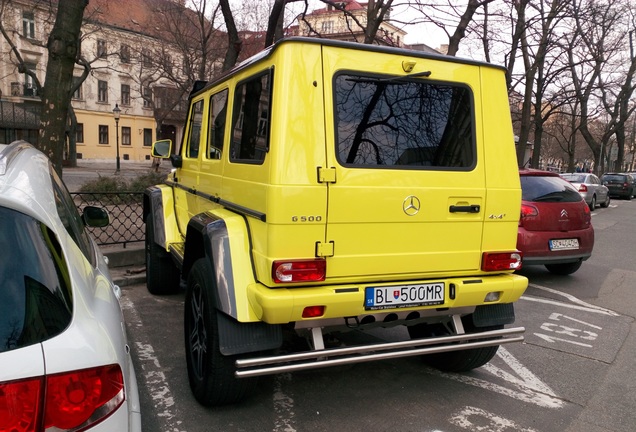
[0,141,141,431]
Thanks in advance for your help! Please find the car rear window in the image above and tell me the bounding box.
[602,174,626,182]
[561,174,586,183]
[521,175,583,202]
[334,73,475,169]
[0,207,72,353]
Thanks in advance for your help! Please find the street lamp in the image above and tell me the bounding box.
[113,103,121,173]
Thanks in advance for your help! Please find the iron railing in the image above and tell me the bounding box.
[72,192,144,247]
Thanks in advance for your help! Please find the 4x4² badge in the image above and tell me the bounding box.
[403,195,420,216]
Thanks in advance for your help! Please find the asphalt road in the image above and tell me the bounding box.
[120,198,636,432]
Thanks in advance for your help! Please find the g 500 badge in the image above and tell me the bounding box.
[292,215,323,222]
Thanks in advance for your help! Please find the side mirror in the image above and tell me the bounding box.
[83,206,110,227]
[152,139,172,158]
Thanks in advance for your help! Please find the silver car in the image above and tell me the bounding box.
[560,172,610,210]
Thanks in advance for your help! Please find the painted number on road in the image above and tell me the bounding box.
[534,312,600,347]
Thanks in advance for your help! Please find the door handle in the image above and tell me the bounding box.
[449,204,480,213]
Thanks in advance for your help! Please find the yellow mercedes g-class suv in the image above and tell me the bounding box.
[144,37,528,407]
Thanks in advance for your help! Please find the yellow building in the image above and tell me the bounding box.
[0,0,189,162]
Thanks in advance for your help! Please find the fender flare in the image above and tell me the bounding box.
[183,211,282,355]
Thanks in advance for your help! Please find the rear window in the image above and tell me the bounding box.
[0,207,72,353]
[602,174,627,182]
[521,175,583,203]
[334,73,475,169]
[561,174,586,183]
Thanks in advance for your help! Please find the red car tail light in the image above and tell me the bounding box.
[0,365,124,432]
[519,203,538,227]
[272,259,326,283]
[482,251,523,271]
[578,184,588,192]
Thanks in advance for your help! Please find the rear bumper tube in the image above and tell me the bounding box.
[235,326,525,378]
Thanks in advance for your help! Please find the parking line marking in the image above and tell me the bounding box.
[429,347,564,408]
[120,295,186,432]
[528,283,619,315]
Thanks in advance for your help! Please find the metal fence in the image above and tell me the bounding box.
[72,192,144,247]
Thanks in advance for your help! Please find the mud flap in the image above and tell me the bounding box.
[472,303,516,327]
[217,311,283,356]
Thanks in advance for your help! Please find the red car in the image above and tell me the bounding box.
[517,169,594,275]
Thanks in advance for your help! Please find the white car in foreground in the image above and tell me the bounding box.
[0,141,141,431]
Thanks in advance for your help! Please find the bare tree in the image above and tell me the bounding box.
[0,0,87,173]
[567,0,636,174]
[39,0,87,173]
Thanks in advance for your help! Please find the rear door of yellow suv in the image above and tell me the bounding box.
[321,46,488,283]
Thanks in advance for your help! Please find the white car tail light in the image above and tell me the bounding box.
[0,364,125,432]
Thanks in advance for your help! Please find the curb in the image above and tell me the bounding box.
[102,246,146,287]
[112,267,146,287]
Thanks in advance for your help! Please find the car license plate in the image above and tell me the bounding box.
[549,238,579,250]
[365,283,444,310]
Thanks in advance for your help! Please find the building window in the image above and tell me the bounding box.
[98,80,108,103]
[23,11,35,39]
[321,20,333,33]
[24,63,37,97]
[142,49,152,68]
[143,87,152,108]
[122,126,131,145]
[76,123,84,143]
[120,44,131,64]
[163,55,173,74]
[121,84,130,106]
[72,76,83,100]
[143,128,153,146]
[97,39,107,58]
[98,125,109,144]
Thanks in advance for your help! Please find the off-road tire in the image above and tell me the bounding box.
[408,319,501,372]
[545,260,583,275]
[184,258,257,406]
[145,214,180,294]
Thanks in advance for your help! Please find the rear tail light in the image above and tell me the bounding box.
[578,184,588,192]
[0,364,125,432]
[519,204,538,227]
[272,259,326,283]
[482,251,523,271]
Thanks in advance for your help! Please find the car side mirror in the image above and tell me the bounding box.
[152,139,172,158]
[83,206,110,227]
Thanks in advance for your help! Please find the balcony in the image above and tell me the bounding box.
[11,82,39,98]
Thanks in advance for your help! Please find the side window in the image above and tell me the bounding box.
[230,71,272,164]
[207,89,228,160]
[50,166,95,265]
[186,99,204,159]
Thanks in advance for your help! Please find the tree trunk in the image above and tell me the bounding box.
[39,0,87,174]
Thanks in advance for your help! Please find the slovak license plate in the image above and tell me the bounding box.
[365,282,445,310]
[549,238,579,250]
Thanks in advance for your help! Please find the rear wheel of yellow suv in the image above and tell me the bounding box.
[407,315,502,372]
[184,258,258,406]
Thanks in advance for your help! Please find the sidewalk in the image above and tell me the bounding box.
[62,159,170,192]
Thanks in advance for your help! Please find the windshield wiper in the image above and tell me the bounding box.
[346,71,432,84]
